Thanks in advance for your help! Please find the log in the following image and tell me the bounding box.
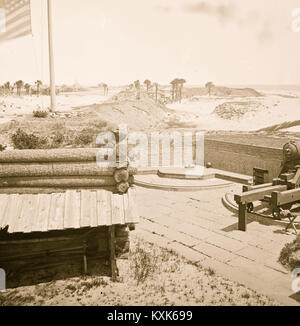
[0,176,134,188]
[0,148,100,163]
[0,162,137,178]
[113,168,129,183]
[116,182,130,194]
[0,187,115,194]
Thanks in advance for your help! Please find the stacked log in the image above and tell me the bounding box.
[0,148,137,283]
[0,148,137,194]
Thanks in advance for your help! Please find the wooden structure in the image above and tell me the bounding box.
[253,167,269,185]
[234,141,300,233]
[0,148,138,281]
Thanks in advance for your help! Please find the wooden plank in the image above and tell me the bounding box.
[89,191,98,227]
[123,192,130,223]
[48,192,65,231]
[17,194,40,233]
[96,190,112,226]
[81,190,92,227]
[32,194,52,233]
[111,193,124,225]
[6,195,23,234]
[0,194,19,233]
[64,190,80,229]
[119,195,125,225]
[0,194,9,228]
[126,187,139,224]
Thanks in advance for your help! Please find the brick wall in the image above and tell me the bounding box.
[204,139,283,180]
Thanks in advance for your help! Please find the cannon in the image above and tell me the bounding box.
[234,140,300,231]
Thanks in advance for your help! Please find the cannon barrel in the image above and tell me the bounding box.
[283,141,300,162]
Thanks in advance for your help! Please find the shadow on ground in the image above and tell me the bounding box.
[5,257,110,289]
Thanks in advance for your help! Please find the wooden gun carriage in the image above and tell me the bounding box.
[234,140,300,232]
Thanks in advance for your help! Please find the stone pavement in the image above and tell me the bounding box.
[133,183,300,306]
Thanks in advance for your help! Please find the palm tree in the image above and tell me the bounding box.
[103,83,108,96]
[143,80,151,94]
[35,80,42,96]
[154,83,158,103]
[134,80,141,100]
[170,79,177,102]
[205,82,215,96]
[24,83,31,95]
[177,78,186,103]
[171,78,184,102]
[4,82,10,94]
[15,80,24,96]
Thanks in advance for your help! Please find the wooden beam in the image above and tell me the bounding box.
[83,240,88,274]
[271,188,300,207]
[238,203,247,231]
[287,167,300,188]
[242,182,273,192]
[234,185,287,204]
[109,225,117,281]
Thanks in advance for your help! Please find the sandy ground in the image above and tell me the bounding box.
[1,86,300,135]
[167,89,300,132]
[0,235,278,306]
[0,88,120,124]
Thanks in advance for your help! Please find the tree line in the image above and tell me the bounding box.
[0,80,43,96]
[128,78,187,103]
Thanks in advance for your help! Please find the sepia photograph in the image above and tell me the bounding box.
[0,0,300,311]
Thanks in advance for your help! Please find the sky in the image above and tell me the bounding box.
[0,0,300,86]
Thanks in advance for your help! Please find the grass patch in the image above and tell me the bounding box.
[74,128,95,146]
[129,239,159,284]
[11,128,48,149]
[6,116,112,150]
[33,110,48,118]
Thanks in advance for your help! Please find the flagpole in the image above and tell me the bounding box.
[47,0,56,112]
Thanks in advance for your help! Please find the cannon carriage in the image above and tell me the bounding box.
[234,140,300,232]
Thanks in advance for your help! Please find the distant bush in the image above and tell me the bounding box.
[11,128,48,149]
[91,119,108,130]
[50,130,65,148]
[33,110,48,118]
[74,128,95,146]
[164,117,197,128]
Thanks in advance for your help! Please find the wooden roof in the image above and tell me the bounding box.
[0,188,138,234]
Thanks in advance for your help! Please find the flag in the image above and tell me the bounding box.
[0,0,31,43]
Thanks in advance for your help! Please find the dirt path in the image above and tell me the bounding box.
[133,185,300,306]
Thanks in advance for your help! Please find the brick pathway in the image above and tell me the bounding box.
[133,184,300,305]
